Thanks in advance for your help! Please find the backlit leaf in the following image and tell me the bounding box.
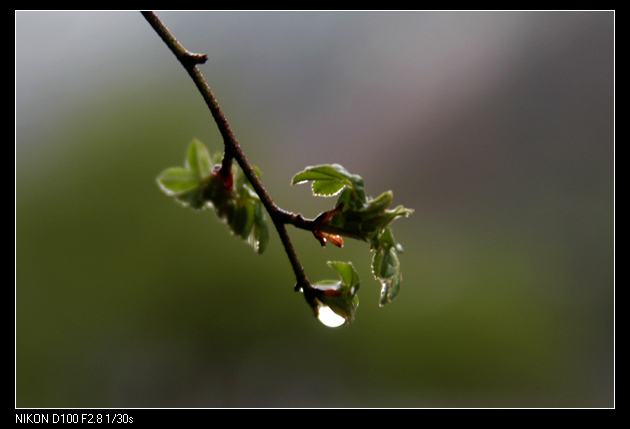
[186,139,212,179]
[156,167,199,196]
[251,208,269,254]
[158,139,270,254]
[311,179,346,197]
[292,164,365,199]
[311,261,360,326]
[328,261,360,293]
[379,272,401,306]
[371,227,405,306]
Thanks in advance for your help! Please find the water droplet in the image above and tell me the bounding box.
[317,305,345,328]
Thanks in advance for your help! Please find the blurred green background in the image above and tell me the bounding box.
[16,11,613,407]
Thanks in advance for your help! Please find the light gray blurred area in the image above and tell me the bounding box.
[16,11,613,407]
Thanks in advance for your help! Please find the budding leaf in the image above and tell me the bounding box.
[157,139,270,254]
[186,139,213,179]
[311,261,360,326]
[373,247,399,279]
[293,163,413,308]
[371,228,404,306]
[328,261,360,293]
[250,200,269,254]
[329,197,413,240]
[156,167,199,197]
[229,198,255,239]
[292,164,365,199]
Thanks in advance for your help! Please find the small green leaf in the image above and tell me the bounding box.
[291,164,352,184]
[229,199,255,239]
[241,199,256,240]
[363,191,394,215]
[376,226,396,249]
[379,272,401,306]
[327,261,360,293]
[292,164,365,199]
[251,216,269,254]
[311,179,346,197]
[250,200,269,254]
[371,228,405,306]
[311,261,360,326]
[156,167,199,196]
[381,247,399,279]
[186,139,212,179]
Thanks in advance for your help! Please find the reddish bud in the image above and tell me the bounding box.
[312,230,344,248]
[212,164,233,192]
[312,204,344,247]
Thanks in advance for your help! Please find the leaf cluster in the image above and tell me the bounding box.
[292,164,413,307]
[157,140,269,254]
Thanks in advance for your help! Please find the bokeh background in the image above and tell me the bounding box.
[16,11,614,407]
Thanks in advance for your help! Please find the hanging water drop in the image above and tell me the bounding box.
[317,305,346,328]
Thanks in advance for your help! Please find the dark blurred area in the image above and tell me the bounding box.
[16,11,613,407]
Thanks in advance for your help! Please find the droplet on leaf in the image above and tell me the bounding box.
[316,305,346,328]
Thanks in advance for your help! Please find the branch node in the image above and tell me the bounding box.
[185,52,208,66]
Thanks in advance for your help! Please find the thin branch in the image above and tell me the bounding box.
[142,11,314,293]
[141,12,232,175]
[141,11,208,67]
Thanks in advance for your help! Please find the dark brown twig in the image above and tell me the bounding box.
[142,11,320,293]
